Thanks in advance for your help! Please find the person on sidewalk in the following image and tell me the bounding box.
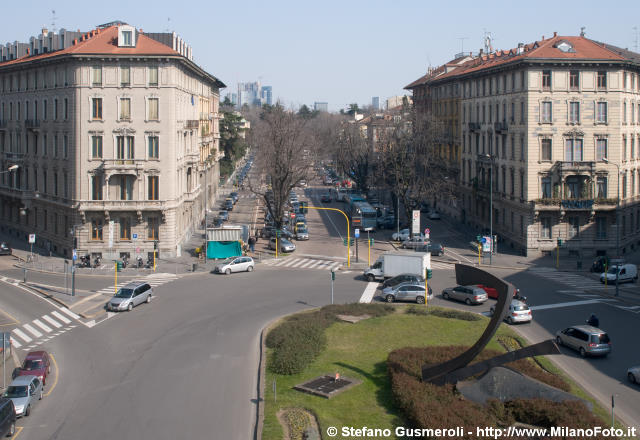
[248,236,256,253]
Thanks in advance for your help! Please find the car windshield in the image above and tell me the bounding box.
[115,288,134,298]
[513,305,529,311]
[220,258,234,264]
[297,227,307,233]
[24,360,43,370]
[4,386,28,398]
[607,267,619,274]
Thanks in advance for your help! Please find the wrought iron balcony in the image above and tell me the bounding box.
[468,122,481,132]
[25,119,41,130]
[78,199,167,212]
[557,161,596,173]
[494,121,508,133]
[101,159,145,172]
[185,120,199,129]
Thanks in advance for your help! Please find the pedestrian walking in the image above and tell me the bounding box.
[248,236,256,253]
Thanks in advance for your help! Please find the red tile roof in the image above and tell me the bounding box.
[0,26,180,67]
[406,35,629,89]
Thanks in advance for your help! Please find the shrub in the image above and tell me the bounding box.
[270,340,316,375]
[428,308,482,321]
[283,408,310,440]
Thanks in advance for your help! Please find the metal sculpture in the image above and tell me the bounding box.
[422,264,559,385]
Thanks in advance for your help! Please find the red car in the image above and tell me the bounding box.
[475,284,519,300]
[14,351,51,386]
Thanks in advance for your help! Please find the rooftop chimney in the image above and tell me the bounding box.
[517,43,524,55]
[41,28,48,37]
[553,31,557,37]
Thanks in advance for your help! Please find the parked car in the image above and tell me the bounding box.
[441,285,488,305]
[376,214,395,229]
[0,398,16,437]
[599,264,638,284]
[392,229,410,241]
[474,284,520,300]
[212,217,225,228]
[415,242,445,256]
[628,365,640,384]
[2,375,43,417]
[230,192,239,203]
[489,299,532,324]
[268,238,296,253]
[217,211,229,222]
[295,214,307,224]
[401,236,429,250]
[107,281,153,312]
[428,211,441,220]
[320,193,332,203]
[0,242,11,256]
[224,199,234,211]
[13,351,51,386]
[214,256,254,274]
[382,273,425,288]
[382,282,433,304]
[555,325,611,357]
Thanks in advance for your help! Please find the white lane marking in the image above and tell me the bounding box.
[614,305,640,310]
[299,260,316,268]
[11,328,32,343]
[51,311,71,324]
[282,258,301,267]
[32,319,52,333]
[329,263,342,271]
[529,299,602,311]
[272,259,290,267]
[10,336,22,348]
[23,324,43,338]
[308,260,324,269]
[58,307,80,320]
[359,282,379,303]
[41,315,63,328]
[291,259,311,268]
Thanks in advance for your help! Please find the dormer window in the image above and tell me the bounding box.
[118,25,136,47]
[554,40,575,53]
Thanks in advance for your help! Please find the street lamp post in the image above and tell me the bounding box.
[480,154,494,265]
[602,158,620,297]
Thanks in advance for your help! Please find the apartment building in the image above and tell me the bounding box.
[407,33,640,257]
[0,22,224,259]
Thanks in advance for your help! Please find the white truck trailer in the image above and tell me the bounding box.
[363,251,431,281]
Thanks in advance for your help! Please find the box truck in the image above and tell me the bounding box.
[363,252,430,281]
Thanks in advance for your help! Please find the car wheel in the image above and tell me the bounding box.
[629,372,637,384]
[367,274,375,282]
[25,405,30,417]
[8,421,15,436]
[385,295,395,303]
[127,303,133,312]
[146,294,152,303]
[579,347,586,357]
[507,316,514,325]
[225,268,231,275]
[416,296,425,304]
[443,292,449,300]
[556,336,563,346]
[465,298,472,305]
[247,265,254,272]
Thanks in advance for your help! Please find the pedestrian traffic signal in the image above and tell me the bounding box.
[343,238,354,246]
[299,201,307,214]
[154,240,159,250]
[368,238,374,246]
[426,269,433,279]
[557,238,563,246]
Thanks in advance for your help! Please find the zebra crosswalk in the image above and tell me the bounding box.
[93,272,180,296]
[528,267,606,290]
[263,257,343,271]
[10,306,79,351]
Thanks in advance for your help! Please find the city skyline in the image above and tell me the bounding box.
[1,1,638,112]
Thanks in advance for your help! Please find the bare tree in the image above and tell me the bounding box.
[377,109,454,227]
[334,122,372,194]
[247,105,310,230]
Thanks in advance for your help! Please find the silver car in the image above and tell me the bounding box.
[490,299,532,324]
[214,257,254,274]
[555,325,611,357]
[628,366,640,384]
[382,282,433,304]
[107,281,153,312]
[2,375,43,417]
[442,285,488,305]
[295,226,309,241]
[268,238,296,253]
[401,236,428,249]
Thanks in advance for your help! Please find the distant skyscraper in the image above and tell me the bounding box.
[231,93,237,105]
[372,96,380,110]
[314,102,328,112]
[260,86,272,106]
[237,82,261,107]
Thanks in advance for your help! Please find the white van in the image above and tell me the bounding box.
[599,264,638,284]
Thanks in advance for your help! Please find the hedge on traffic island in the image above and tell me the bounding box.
[388,346,609,438]
[266,303,394,375]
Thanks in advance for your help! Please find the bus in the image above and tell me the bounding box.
[347,200,378,230]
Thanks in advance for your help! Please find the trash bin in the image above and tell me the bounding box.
[192,263,198,272]
[116,261,123,272]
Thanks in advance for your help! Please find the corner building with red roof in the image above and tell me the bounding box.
[0,21,225,259]
[407,33,640,257]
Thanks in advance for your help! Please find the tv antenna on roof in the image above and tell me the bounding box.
[165,17,171,33]
[634,26,639,53]
[458,37,468,54]
[483,30,494,54]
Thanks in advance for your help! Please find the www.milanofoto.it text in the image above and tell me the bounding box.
[330,425,637,438]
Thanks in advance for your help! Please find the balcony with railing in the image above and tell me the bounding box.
[25,119,41,130]
[3,152,26,162]
[556,161,595,174]
[468,122,481,132]
[0,119,7,129]
[101,159,146,173]
[494,121,508,133]
[185,120,199,129]
[78,199,167,212]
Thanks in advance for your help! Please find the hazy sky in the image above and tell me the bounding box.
[2,1,639,111]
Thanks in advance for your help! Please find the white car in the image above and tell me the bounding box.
[490,299,532,324]
[628,366,640,384]
[392,229,410,241]
[214,256,255,274]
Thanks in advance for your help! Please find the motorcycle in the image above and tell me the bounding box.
[93,256,101,268]
[137,256,144,268]
[121,255,129,269]
[78,255,91,268]
[145,256,153,269]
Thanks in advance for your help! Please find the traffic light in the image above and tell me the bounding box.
[369,238,374,246]
[154,240,159,250]
[343,238,354,246]
[426,269,433,279]
[299,201,307,214]
[557,238,563,247]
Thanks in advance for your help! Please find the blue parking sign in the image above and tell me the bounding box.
[72,249,77,261]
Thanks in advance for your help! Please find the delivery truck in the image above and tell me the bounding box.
[363,251,430,281]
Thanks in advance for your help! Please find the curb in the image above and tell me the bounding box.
[20,282,70,309]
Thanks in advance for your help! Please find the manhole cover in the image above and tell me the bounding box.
[294,375,361,399]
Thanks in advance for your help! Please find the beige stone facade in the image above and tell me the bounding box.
[408,35,640,257]
[0,24,224,259]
